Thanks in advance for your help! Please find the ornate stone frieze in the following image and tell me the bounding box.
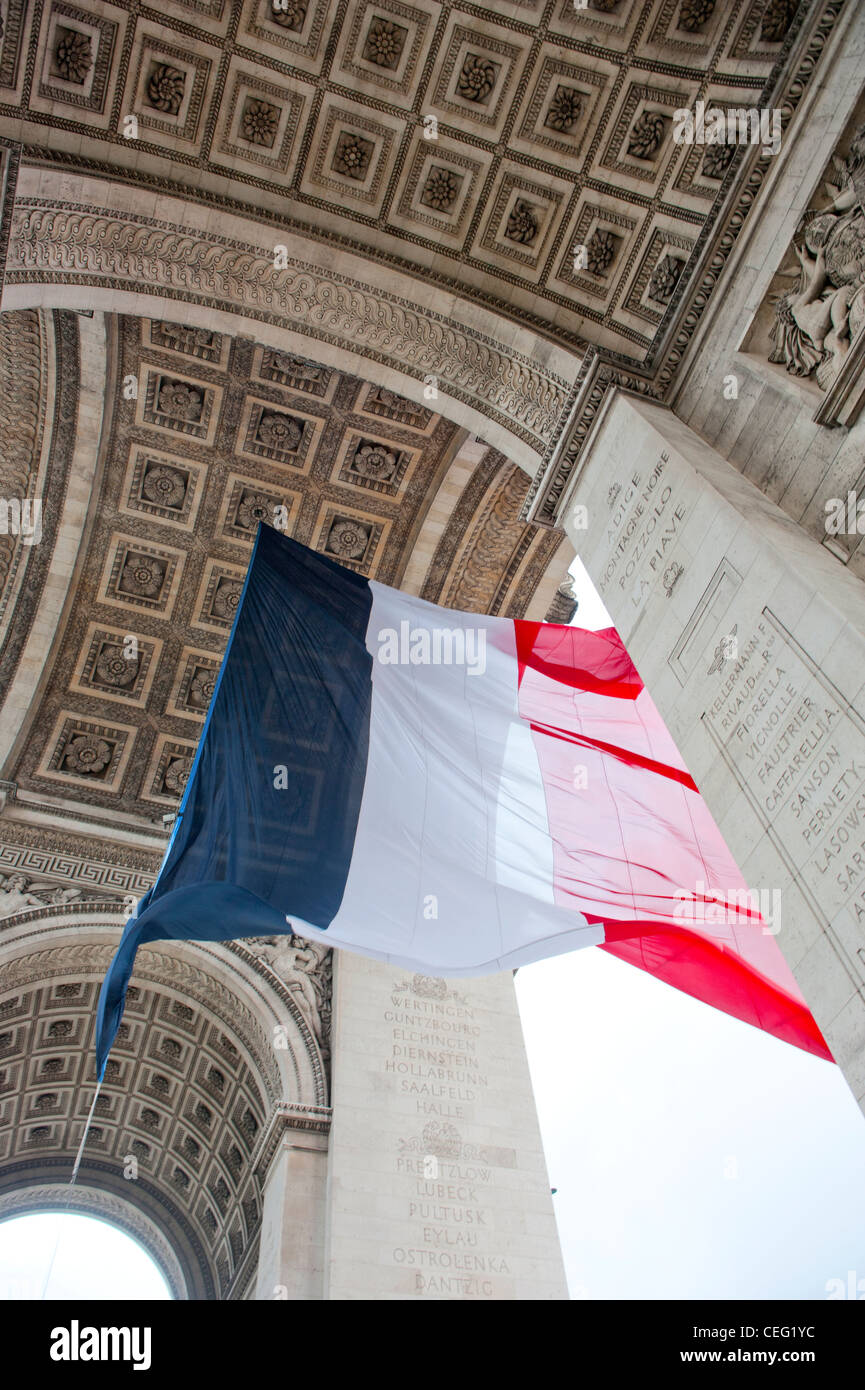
[0,872,91,917]
[8,203,570,451]
[654,1,845,400]
[522,352,662,526]
[0,311,44,635]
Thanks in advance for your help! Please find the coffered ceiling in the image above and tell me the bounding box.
[3,310,565,827]
[0,930,330,1299]
[0,0,814,363]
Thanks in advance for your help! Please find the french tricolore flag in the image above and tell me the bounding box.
[95,525,830,1074]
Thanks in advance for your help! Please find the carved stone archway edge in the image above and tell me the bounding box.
[0,310,51,648]
[0,908,328,1108]
[0,1182,187,1300]
[0,1157,215,1298]
[0,309,109,777]
[0,916,332,1298]
[3,168,581,477]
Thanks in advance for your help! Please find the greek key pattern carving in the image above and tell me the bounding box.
[0,842,155,897]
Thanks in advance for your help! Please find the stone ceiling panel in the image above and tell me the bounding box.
[6,312,563,828]
[0,0,820,364]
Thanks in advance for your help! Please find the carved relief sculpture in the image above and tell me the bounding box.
[254,935,332,1044]
[768,126,865,393]
[0,873,83,917]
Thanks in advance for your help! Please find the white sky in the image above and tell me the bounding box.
[0,1212,171,1300]
[511,556,865,1300]
[2,559,864,1302]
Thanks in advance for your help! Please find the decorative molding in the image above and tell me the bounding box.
[0,311,78,712]
[653,0,847,398]
[0,829,159,891]
[0,310,44,633]
[514,0,849,513]
[7,202,572,452]
[0,142,21,308]
[252,1100,332,1184]
[522,350,665,526]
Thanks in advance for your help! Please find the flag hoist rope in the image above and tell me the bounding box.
[39,1075,104,1300]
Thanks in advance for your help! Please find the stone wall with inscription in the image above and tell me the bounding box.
[562,392,865,1112]
[324,952,567,1300]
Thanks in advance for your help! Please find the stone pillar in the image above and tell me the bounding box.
[323,952,568,1300]
[561,389,865,1110]
[254,1124,328,1301]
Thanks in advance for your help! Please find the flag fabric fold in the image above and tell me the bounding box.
[95,525,831,1076]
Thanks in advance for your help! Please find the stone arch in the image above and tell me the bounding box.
[4,166,581,476]
[0,903,330,1299]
